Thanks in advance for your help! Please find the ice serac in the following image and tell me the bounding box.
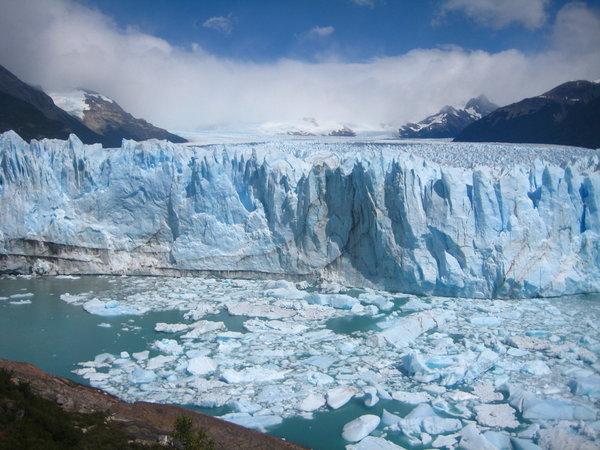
[0,131,599,299]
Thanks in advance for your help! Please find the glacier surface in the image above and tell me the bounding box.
[1,130,599,298]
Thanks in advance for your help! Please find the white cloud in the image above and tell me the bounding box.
[202,16,233,35]
[440,0,549,30]
[351,0,375,7]
[0,0,598,132]
[305,25,335,39]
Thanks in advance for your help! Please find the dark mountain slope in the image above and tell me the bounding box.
[0,64,105,144]
[455,80,600,149]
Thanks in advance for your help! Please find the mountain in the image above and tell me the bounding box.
[0,64,105,144]
[398,95,498,139]
[1,132,598,299]
[455,80,600,149]
[50,89,186,147]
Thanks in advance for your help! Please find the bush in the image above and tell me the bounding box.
[171,415,215,450]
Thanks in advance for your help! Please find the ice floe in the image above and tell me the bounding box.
[61,276,600,448]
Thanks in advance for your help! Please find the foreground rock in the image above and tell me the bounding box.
[0,359,304,450]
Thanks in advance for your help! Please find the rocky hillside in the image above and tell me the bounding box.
[51,89,186,147]
[0,64,105,144]
[0,359,303,450]
[398,95,498,139]
[455,80,600,149]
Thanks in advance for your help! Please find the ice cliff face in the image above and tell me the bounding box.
[0,130,599,298]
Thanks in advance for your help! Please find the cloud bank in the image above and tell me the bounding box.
[440,0,550,30]
[0,0,598,132]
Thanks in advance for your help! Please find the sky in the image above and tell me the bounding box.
[0,0,599,132]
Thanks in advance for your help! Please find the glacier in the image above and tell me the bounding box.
[0,130,599,298]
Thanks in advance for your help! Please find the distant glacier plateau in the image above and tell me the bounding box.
[0,130,598,299]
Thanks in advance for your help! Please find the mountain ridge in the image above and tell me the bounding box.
[398,94,498,139]
[455,80,600,149]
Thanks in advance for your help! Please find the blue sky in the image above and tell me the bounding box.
[1,0,599,132]
[84,0,573,61]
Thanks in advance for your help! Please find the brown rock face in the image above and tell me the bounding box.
[0,359,305,450]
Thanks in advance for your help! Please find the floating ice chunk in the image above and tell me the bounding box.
[522,397,597,421]
[183,304,219,320]
[187,356,218,376]
[391,391,432,404]
[85,372,111,382]
[469,316,502,327]
[400,297,431,311]
[432,434,458,448]
[342,415,380,443]
[483,431,512,450]
[359,293,394,311]
[129,367,157,384]
[363,387,379,407]
[181,320,225,338]
[155,322,189,333]
[243,318,307,334]
[217,331,244,339]
[475,404,519,428]
[120,351,130,359]
[510,437,543,450]
[97,322,111,328]
[459,423,497,450]
[505,335,551,351]
[146,355,176,370]
[9,300,32,305]
[152,339,184,355]
[83,298,147,316]
[521,360,551,376]
[94,353,115,365]
[463,349,498,383]
[346,436,405,449]
[221,367,289,383]
[330,294,360,310]
[227,400,261,414]
[227,303,296,319]
[132,350,149,361]
[263,281,306,300]
[377,309,451,348]
[381,409,402,427]
[60,293,81,303]
[568,369,600,398]
[507,348,529,357]
[303,356,337,370]
[0,296,7,300]
[221,413,283,432]
[9,292,34,299]
[472,382,503,402]
[327,386,357,409]
[398,404,461,437]
[298,393,326,412]
[304,371,335,385]
[538,424,599,450]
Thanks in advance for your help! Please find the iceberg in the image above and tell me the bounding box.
[1,132,599,298]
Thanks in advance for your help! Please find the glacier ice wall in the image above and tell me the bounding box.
[0,130,599,298]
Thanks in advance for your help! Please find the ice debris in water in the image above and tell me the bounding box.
[70,276,600,447]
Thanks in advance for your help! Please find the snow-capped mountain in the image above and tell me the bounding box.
[1,131,598,299]
[0,64,104,144]
[455,80,600,149]
[398,95,498,139]
[50,89,186,147]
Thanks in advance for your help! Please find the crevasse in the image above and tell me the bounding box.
[0,130,598,298]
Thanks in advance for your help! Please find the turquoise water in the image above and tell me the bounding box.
[0,276,184,383]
